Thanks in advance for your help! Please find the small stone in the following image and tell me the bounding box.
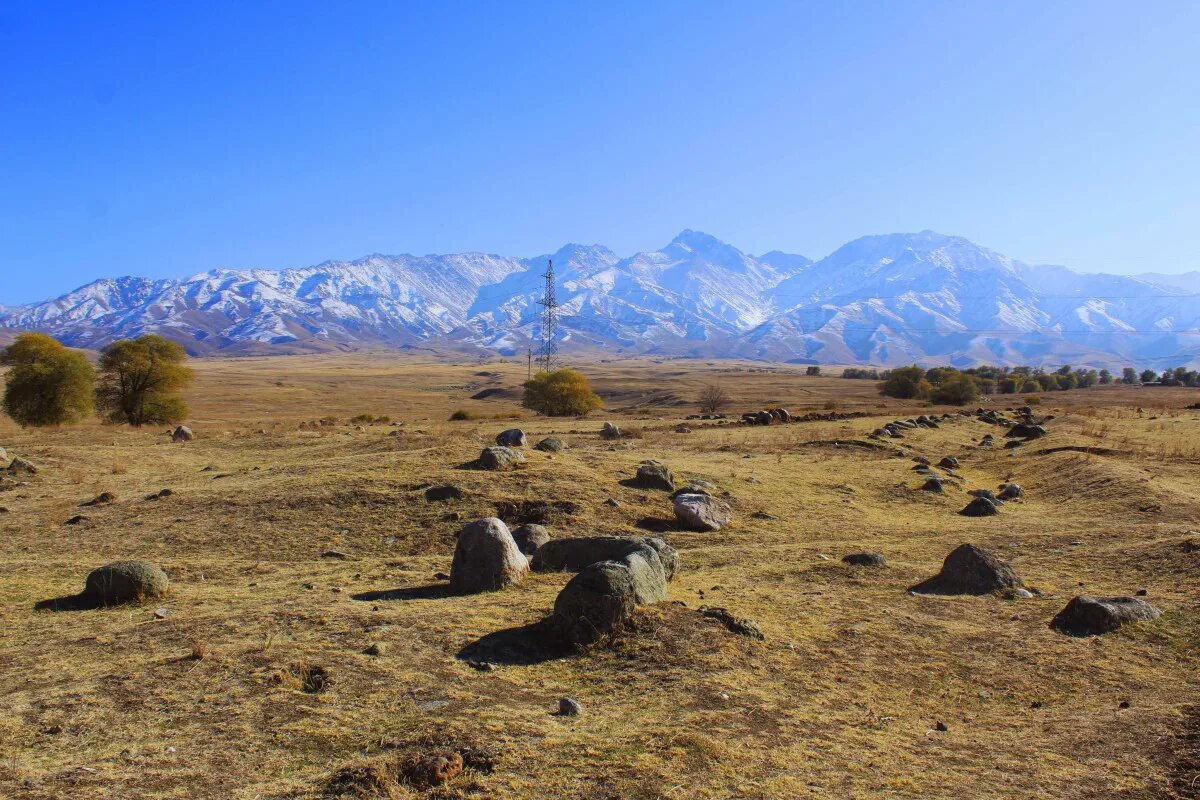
[557,697,583,716]
[935,722,949,732]
[153,607,171,620]
[320,549,349,560]
[363,642,385,656]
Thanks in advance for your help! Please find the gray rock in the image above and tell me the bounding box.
[6,457,37,475]
[600,422,622,440]
[85,561,170,604]
[495,428,527,448]
[550,561,638,644]
[511,523,551,556]
[960,496,1000,516]
[558,697,583,716]
[171,426,194,443]
[1051,595,1162,636]
[937,456,959,469]
[842,552,887,567]
[534,437,566,452]
[699,606,765,639]
[425,485,465,502]
[634,462,675,491]
[448,518,528,594]
[0,446,7,466]
[910,543,1023,595]
[922,478,945,493]
[478,446,524,470]
[1007,423,1047,439]
[673,493,732,532]
[998,483,1023,500]
[533,536,678,581]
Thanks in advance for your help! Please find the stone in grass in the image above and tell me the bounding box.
[634,462,675,491]
[477,446,524,470]
[922,478,945,493]
[6,457,37,475]
[448,518,528,595]
[600,422,622,440]
[557,697,583,716]
[699,606,765,639]
[425,485,465,502]
[84,561,170,605]
[937,457,959,469]
[960,496,1000,516]
[1050,595,1162,636]
[534,437,566,452]
[998,483,1023,500]
[511,523,551,556]
[495,428,526,448]
[171,426,195,443]
[842,552,887,567]
[673,493,732,531]
[909,543,1023,596]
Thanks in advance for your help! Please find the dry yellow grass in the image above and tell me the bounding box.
[0,354,1197,799]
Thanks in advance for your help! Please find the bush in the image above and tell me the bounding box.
[929,373,980,405]
[697,383,731,414]
[448,409,476,421]
[1024,394,1042,405]
[95,335,194,426]
[805,366,821,376]
[0,333,95,427]
[879,366,929,399]
[522,368,603,416]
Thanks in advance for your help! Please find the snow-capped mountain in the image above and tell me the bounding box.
[3,230,1199,368]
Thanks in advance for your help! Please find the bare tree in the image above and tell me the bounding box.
[698,383,731,414]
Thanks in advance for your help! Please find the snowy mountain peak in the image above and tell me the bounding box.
[3,231,1199,368]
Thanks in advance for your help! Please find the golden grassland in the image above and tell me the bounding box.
[1,353,1198,799]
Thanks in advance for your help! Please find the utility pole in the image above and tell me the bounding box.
[527,345,532,381]
[537,258,558,373]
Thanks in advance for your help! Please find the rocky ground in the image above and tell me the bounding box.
[1,355,1198,799]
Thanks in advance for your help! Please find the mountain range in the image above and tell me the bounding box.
[3,230,1199,368]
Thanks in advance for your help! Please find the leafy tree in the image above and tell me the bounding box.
[697,383,731,414]
[924,366,957,386]
[805,365,821,376]
[522,368,603,416]
[1036,373,1059,391]
[1121,367,1138,384]
[1098,369,1112,385]
[1139,369,1158,384]
[1055,364,1072,376]
[96,335,194,426]
[879,366,928,399]
[929,372,980,405]
[0,333,95,427]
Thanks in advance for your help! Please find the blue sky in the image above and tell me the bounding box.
[2,1,1198,304]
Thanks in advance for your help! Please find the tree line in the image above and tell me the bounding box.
[1,333,193,428]
[846,362,1200,405]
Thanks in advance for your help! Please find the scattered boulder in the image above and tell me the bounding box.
[600,422,622,440]
[84,561,170,605]
[937,456,959,469]
[960,496,1000,516]
[0,446,7,466]
[673,493,732,531]
[81,491,117,507]
[533,536,678,582]
[998,483,1023,500]
[922,478,945,493]
[770,408,791,423]
[406,752,464,789]
[478,446,524,470]
[633,462,675,491]
[495,428,526,448]
[1007,423,1047,440]
[511,523,550,556]
[6,457,37,475]
[557,697,583,716]
[534,437,566,452]
[754,410,774,426]
[913,456,931,466]
[448,518,529,594]
[842,552,887,567]
[1051,595,1162,636]
[670,484,711,499]
[425,485,465,502]
[171,426,195,443]
[909,544,1024,595]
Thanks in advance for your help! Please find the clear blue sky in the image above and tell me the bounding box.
[2,1,1198,304]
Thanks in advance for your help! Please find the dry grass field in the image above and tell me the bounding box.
[1,353,1198,799]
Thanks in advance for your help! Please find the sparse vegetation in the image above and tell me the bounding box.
[95,335,194,426]
[0,332,95,427]
[521,368,602,416]
[697,383,731,414]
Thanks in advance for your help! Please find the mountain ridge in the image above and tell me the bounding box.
[3,231,1199,368]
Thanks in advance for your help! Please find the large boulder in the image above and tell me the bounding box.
[1050,595,1162,636]
[0,446,8,466]
[511,523,551,556]
[85,561,170,604]
[909,544,1024,595]
[960,496,1000,516]
[448,518,529,594]
[425,485,465,502]
[547,537,678,644]
[534,437,565,452]
[478,446,524,470]
[673,493,732,531]
[171,426,194,443]
[998,483,1023,500]
[6,457,37,475]
[533,536,678,580]
[495,429,526,448]
[1007,423,1046,439]
[634,462,674,491]
[600,422,622,440]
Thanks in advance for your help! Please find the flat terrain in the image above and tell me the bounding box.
[1,354,1198,799]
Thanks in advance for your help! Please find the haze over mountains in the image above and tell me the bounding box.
[3,230,1199,368]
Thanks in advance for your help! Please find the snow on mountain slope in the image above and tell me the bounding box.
[3,230,1200,367]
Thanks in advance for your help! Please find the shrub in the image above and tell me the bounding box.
[95,335,194,426]
[697,383,731,414]
[0,333,95,427]
[879,366,929,399]
[522,368,603,416]
[805,366,821,376]
[929,373,980,405]
[448,409,476,421]
[1024,394,1042,405]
